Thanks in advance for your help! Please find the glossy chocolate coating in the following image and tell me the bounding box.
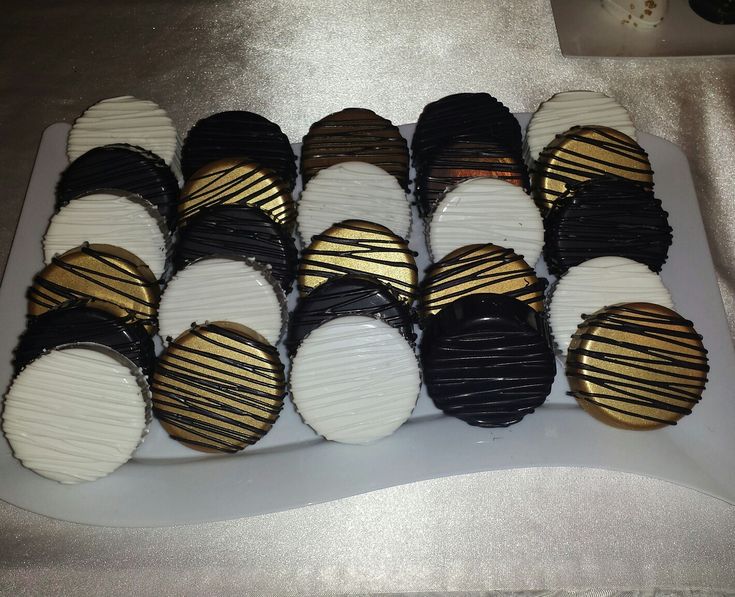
[152,321,286,453]
[412,93,522,169]
[286,274,415,356]
[415,136,530,216]
[301,108,410,190]
[181,111,296,187]
[421,293,556,427]
[56,143,179,227]
[689,0,735,23]
[14,299,155,376]
[566,302,709,429]
[174,205,298,292]
[544,176,672,275]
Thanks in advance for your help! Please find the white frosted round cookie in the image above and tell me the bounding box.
[524,91,636,167]
[158,257,285,345]
[2,346,149,484]
[549,256,673,355]
[67,95,182,179]
[290,315,420,444]
[43,191,171,280]
[602,0,668,29]
[298,161,411,244]
[428,178,543,264]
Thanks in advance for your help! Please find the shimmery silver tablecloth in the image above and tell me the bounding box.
[1,1,734,594]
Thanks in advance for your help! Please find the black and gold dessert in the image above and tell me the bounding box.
[286,274,415,356]
[181,111,297,187]
[298,220,418,305]
[533,125,654,215]
[57,144,179,227]
[300,108,410,190]
[27,244,160,333]
[544,176,672,275]
[421,293,556,427]
[412,93,522,168]
[566,302,709,430]
[152,321,286,453]
[415,137,530,216]
[14,299,155,376]
[174,205,298,292]
[420,244,546,319]
[177,157,296,230]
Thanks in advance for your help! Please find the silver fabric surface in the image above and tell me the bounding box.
[1,1,734,594]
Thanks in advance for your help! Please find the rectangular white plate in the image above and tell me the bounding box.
[1,115,734,527]
[551,0,735,57]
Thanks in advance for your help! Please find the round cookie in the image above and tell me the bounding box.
[524,91,636,167]
[158,257,286,345]
[3,345,150,483]
[57,144,179,227]
[415,137,529,216]
[297,161,411,245]
[152,321,286,453]
[289,315,420,444]
[567,303,708,429]
[602,0,669,28]
[174,205,298,292]
[544,176,672,275]
[421,293,556,427]
[28,244,160,333]
[428,178,543,264]
[300,108,409,190]
[298,220,418,305]
[14,299,155,377]
[548,256,674,355]
[177,157,296,230]
[420,244,546,319]
[181,111,296,187]
[412,93,522,168]
[43,191,171,280]
[286,274,415,356]
[533,125,653,215]
[67,96,181,179]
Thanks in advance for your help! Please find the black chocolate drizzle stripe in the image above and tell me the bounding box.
[544,178,672,275]
[421,246,546,313]
[566,305,709,425]
[153,325,285,452]
[299,222,418,302]
[178,161,293,224]
[535,128,653,205]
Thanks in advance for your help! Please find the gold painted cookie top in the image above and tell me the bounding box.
[566,302,709,430]
[533,125,653,215]
[298,219,418,305]
[420,244,546,319]
[152,321,286,453]
[178,157,296,230]
[27,243,159,333]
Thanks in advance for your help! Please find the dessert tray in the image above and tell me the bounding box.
[1,114,734,527]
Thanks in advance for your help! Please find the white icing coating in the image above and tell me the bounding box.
[428,178,543,264]
[524,90,636,167]
[2,347,149,484]
[290,315,420,444]
[602,0,668,29]
[298,161,411,244]
[43,191,171,280]
[67,95,182,179]
[549,256,674,355]
[158,257,285,346]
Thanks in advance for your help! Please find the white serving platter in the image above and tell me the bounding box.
[1,115,734,527]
